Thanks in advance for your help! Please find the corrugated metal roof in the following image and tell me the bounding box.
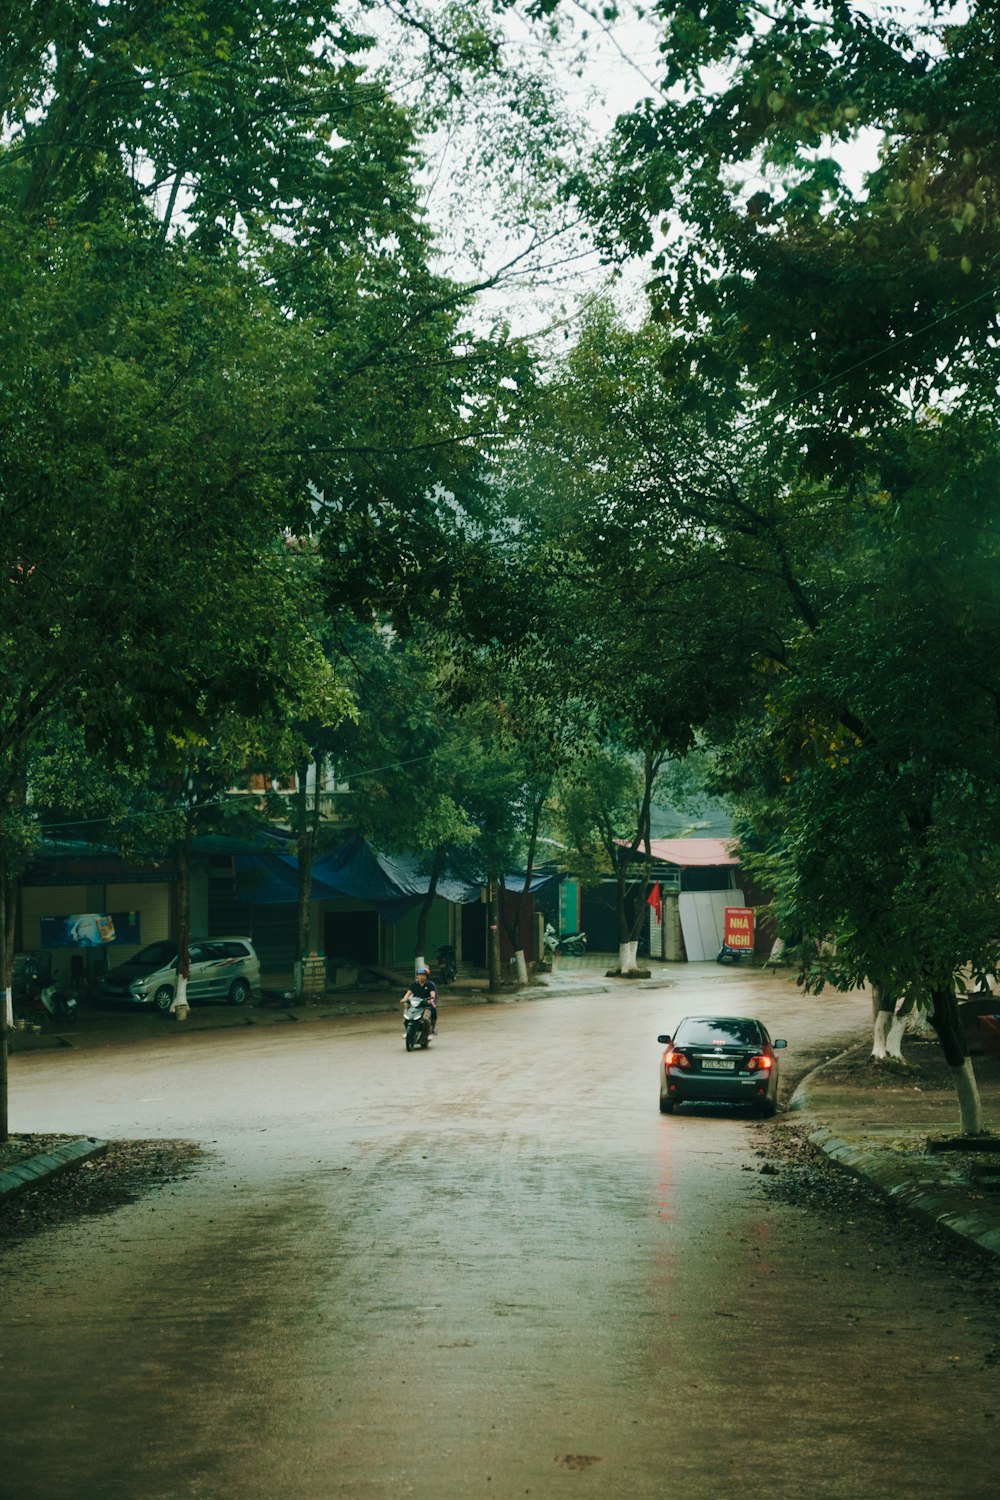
[646,837,740,868]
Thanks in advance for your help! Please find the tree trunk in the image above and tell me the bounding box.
[870,985,911,1062]
[295,758,314,994]
[487,881,503,995]
[951,1058,984,1137]
[619,938,639,974]
[610,751,663,975]
[871,986,906,1062]
[170,828,192,1017]
[883,1010,907,1061]
[767,937,787,965]
[0,770,28,1137]
[905,1001,937,1040]
[500,790,548,981]
[0,808,9,1143]
[930,986,984,1135]
[414,849,445,965]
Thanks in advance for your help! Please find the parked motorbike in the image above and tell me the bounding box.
[556,930,588,956]
[15,982,77,1027]
[402,997,434,1051]
[436,944,457,983]
[41,985,78,1021]
[543,924,587,957]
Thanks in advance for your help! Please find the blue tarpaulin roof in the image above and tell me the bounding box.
[29,829,558,919]
[502,872,559,895]
[234,832,485,921]
[317,835,482,906]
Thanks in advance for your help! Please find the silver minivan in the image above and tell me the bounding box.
[101,937,260,1012]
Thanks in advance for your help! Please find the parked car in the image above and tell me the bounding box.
[657,1014,787,1117]
[101,938,260,1013]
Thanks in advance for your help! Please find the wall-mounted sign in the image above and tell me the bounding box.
[40,912,142,949]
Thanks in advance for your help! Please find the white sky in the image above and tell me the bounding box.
[415,4,669,345]
[416,1,929,345]
[417,0,933,346]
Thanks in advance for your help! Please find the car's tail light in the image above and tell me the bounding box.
[747,1054,773,1071]
[664,1049,691,1068]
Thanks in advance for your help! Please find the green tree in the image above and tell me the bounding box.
[318,620,480,970]
[579,1,1000,427]
[0,0,557,1134]
[557,740,668,975]
[719,418,1000,1128]
[563,3,1000,1131]
[0,221,321,1134]
[454,306,776,971]
[324,622,568,992]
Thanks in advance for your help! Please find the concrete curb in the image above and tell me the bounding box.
[790,1052,1000,1262]
[786,1039,864,1110]
[0,1138,108,1200]
[804,1126,1000,1261]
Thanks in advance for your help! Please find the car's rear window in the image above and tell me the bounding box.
[676,1018,763,1047]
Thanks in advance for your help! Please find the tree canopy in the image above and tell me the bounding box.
[552,0,1000,1127]
[5,0,1000,1138]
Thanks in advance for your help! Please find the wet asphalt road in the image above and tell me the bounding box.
[2,966,999,1499]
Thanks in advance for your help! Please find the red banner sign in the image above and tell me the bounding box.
[723,907,755,950]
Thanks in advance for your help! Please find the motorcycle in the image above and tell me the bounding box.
[543,923,588,957]
[436,944,457,983]
[15,982,77,1026]
[40,985,78,1021]
[402,997,434,1051]
[556,930,588,956]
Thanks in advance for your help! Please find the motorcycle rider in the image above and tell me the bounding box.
[401,963,439,1036]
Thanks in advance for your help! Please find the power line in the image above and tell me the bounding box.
[35,753,439,835]
[785,281,1000,413]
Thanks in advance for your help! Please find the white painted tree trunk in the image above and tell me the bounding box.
[871,990,913,1062]
[871,1008,892,1061]
[3,984,12,1027]
[905,1002,936,1040]
[513,949,529,984]
[170,972,189,1017]
[952,1058,984,1136]
[619,939,640,974]
[884,1011,907,1060]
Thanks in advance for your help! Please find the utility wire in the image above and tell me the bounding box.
[784,281,1000,413]
[36,754,438,834]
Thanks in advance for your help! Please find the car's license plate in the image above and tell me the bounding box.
[702,1058,736,1071]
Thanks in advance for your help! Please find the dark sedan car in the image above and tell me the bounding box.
[657,1014,787,1117]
